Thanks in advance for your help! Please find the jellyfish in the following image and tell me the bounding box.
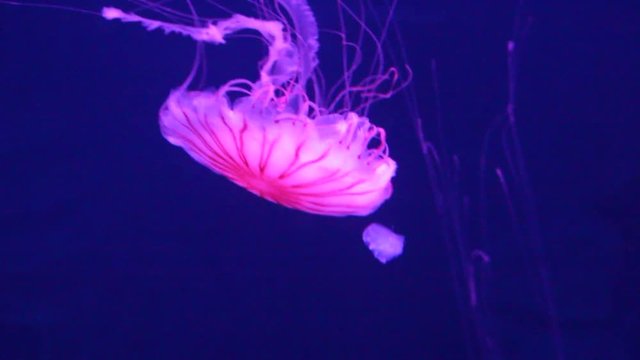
[362,222,405,264]
[101,1,405,217]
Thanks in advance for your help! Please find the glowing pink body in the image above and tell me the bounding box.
[161,88,395,216]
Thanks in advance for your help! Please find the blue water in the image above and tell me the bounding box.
[0,1,637,359]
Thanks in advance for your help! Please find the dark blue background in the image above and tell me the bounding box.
[1,0,638,359]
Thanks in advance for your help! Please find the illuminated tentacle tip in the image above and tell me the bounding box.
[101,7,123,20]
[362,223,405,264]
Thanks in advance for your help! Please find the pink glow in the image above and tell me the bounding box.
[103,1,401,216]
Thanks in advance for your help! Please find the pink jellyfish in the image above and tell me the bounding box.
[102,1,404,217]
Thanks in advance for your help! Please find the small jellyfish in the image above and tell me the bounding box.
[362,223,405,264]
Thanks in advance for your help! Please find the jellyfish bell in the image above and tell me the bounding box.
[101,1,404,217]
[159,87,395,216]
